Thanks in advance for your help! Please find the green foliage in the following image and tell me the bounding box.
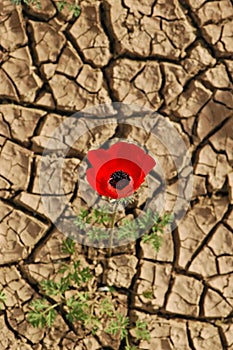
[27,299,58,327]
[125,346,138,350]
[152,212,174,233]
[28,257,92,328]
[39,260,92,297]
[115,195,135,206]
[46,308,57,327]
[74,207,111,229]
[27,226,155,347]
[0,290,6,310]
[11,0,41,7]
[65,294,89,323]
[57,1,81,17]
[99,298,114,317]
[41,266,92,295]
[117,210,173,249]
[92,208,112,224]
[134,320,151,342]
[40,280,62,296]
[106,313,129,340]
[142,232,163,252]
[79,208,90,220]
[59,260,92,288]
[117,219,138,240]
[87,227,110,242]
[74,215,88,230]
[74,208,112,235]
[62,237,76,255]
[141,211,174,252]
[141,289,153,299]
[74,205,173,251]
[56,0,66,11]
[10,0,81,17]
[75,207,113,243]
[69,3,81,17]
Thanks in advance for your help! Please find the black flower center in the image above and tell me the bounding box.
[109,170,130,190]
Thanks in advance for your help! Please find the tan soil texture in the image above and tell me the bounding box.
[0,0,233,349]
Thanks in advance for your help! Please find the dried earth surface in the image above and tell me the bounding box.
[0,0,233,349]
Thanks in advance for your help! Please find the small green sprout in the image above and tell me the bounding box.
[0,291,6,310]
[10,0,81,17]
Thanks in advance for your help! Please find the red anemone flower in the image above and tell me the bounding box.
[86,142,156,199]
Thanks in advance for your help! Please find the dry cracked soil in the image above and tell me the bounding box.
[0,0,233,349]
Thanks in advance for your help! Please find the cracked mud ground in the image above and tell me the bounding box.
[0,0,233,349]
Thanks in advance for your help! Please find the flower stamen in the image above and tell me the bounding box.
[109,170,130,190]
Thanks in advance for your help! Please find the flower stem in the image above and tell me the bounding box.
[125,333,130,348]
[42,302,60,315]
[107,202,118,257]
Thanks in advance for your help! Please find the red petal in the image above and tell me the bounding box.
[96,178,135,199]
[86,168,97,190]
[107,142,156,175]
[87,148,111,170]
[97,159,142,184]
[94,159,143,198]
[141,154,156,174]
[86,142,156,198]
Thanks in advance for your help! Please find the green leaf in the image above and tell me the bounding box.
[59,276,71,293]
[152,212,160,224]
[27,299,49,327]
[71,4,81,17]
[29,298,48,311]
[62,237,76,255]
[84,316,101,334]
[66,293,99,331]
[40,280,61,296]
[27,310,46,328]
[116,195,135,206]
[99,298,114,317]
[79,267,92,283]
[108,285,116,292]
[70,261,92,286]
[117,220,138,240]
[90,208,112,225]
[73,260,81,269]
[10,0,41,6]
[152,212,174,234]
[137,210,152,229]
[59,263,69,274]
[57,1,67,12]
[76,291,89,303]
[59,260,92,290]
[10,0,22,4]
[141,211,173,252]
[74,209,93,229]
[142,232,163,252]
[27,299,58,328]
[79,208,89,220]
[125,346,138,350]
[106,313,129,340]
[46,309,57,327]
[74,216,86,230]
[0,291,6,309]
[142,289,153,299]
[65,294,89,323]
[0,290,6,303]
[134,320,150,342]
[87,227,110,242]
